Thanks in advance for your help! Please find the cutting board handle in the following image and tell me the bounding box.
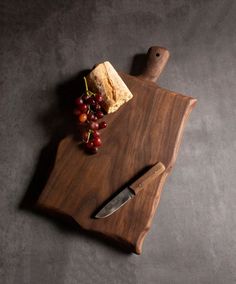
[138,46,170,82]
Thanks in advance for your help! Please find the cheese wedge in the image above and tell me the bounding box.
[86,61,133,113]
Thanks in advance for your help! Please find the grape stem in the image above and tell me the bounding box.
[86,129,92,143]
[87,104,91,114]
[83,77,89,93]
[83,77,96,97]
[89,90,96,96]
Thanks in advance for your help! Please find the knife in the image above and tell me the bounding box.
[95,162,165,219]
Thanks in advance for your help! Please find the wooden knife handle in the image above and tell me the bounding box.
[139,46,170,82]
[129,162,165,195]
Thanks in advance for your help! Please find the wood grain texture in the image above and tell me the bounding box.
[129,162,165,195]
[138,46,170,82]
[37,46,197,254]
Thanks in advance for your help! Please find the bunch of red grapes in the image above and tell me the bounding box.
[74,77,107,154]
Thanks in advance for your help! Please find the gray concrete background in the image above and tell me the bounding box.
[1,0,236,283]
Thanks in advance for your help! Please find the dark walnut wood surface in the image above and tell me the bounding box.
[37,47,197,254]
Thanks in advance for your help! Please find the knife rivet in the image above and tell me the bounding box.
[139,183,142,187]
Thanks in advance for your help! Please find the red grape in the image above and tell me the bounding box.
[86,97,96,106]
[87,112,95,121]
[93,130,100,138]
[90,121,99,130]
[79,113,87,123]
[93,137,102,147]
[81,131,89,141]
[75,97,83,105]
[95,93,103,103]
[78,103,88,113]
[95,104,101,111]
[92,115,98,122]
[96,110,104,119]
[85,141,94,149]
[82,93,90,101]
[99,121,107,129]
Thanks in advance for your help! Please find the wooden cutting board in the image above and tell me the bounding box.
[37,46,197,254]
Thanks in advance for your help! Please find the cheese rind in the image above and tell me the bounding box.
[86,61,133,113]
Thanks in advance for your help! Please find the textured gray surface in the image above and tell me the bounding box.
[1,0,236,283]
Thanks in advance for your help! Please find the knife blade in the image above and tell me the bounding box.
[95,162,165,219]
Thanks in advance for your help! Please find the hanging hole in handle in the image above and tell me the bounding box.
[156,53,160,57]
